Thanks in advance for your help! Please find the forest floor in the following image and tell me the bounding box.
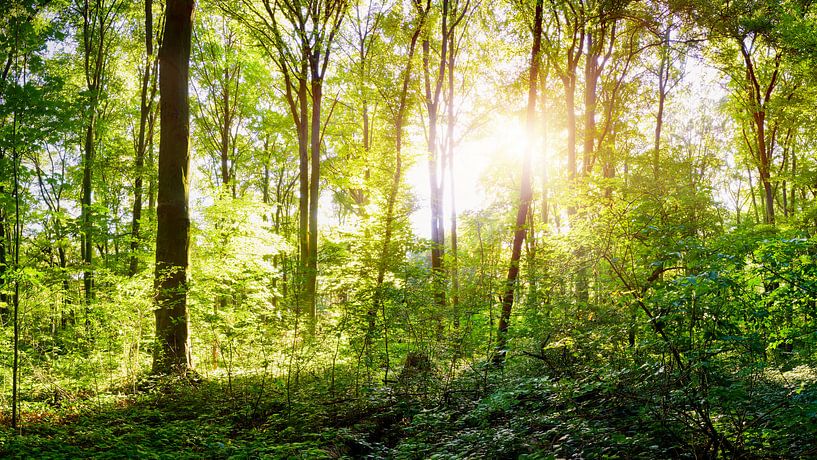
[1,362,815,459]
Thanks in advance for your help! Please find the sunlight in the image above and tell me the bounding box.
[481,114,531,165]
[407,113,535,238]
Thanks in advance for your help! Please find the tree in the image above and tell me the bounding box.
[420,0,471,314]
[192,12,254,197]
[153,0,195,374]
[129,0,159,276]
[543,0,584,185]
[225,0,348,324]
[678,0,793,225]
[369,0,430,382]
[75,0,123,323]
[497,0,543,357]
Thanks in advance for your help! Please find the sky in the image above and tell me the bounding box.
[402,50,731,241]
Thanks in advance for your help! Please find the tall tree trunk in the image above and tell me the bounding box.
[739,44,779,225]
[497,0,543,357]
[11,116,21,430]
[9,31,22,426]
[446,30,460,327]
[251,0,346,326]
[565,82,577,183]
[82,115,96,326]
[582,33,597,176]
[422,0,451,314]
[790,149,796,216]
[296,71,309,316]
[307,77,322,325]
[153,0,194,374]
[747,165,760,224]
[653,27,670,179]
[80,0,112,326]
[130,0,157,276]
[756,112,775,224]
[0,205,7,325]
[542,2,584,213]
[147,107,157,217]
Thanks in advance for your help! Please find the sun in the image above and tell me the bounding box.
[406,112,536,237]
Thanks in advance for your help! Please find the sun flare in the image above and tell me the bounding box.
[406,113,539,237]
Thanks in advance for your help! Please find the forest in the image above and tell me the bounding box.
[2,0,817,457]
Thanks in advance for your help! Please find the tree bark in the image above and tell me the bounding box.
[153,0,195,374]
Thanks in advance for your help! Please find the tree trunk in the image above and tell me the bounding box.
[565,82,577,183]
[297,72,309,316]
[756,113,775,225]
[582,33,597,176]
[739,44,779,225]
[653,27,670,179]
[130,0,157,276]
[79,0,112,325]
[82,116,95,327]
[446,30,460,327]
[307,77,322,324]
[153,0,194,374]
[422,0,450,314]
[0,207,7,325]
[497,0,543,358]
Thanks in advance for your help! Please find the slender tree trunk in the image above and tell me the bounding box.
[147,108,157,217]
[296,72,309,316]
[58,241,70,326]
[307,77,322,324]
[653,28,670,179]
[10,52,21,429]
[153,0,194,374]
[576,30,601,305]
[747,165,760,224]
[739,45,779,225]
[446,31,460,327]
[262,140,271,205]
[0,207,7,325]
[210,43,241,365]
[566,82,577,183]
[790,151,796,215]
[130,0,156,276]
[82,116,96,326]
[220,89,231,188]
[582,34,597,176]
[0,30,11,325]
[422,0,450,313]
[497,0,543,357]
[80,0,112,326]
[11,144,20,430]
[756,113,775,224]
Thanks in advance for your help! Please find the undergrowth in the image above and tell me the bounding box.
[1,358,815,459]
